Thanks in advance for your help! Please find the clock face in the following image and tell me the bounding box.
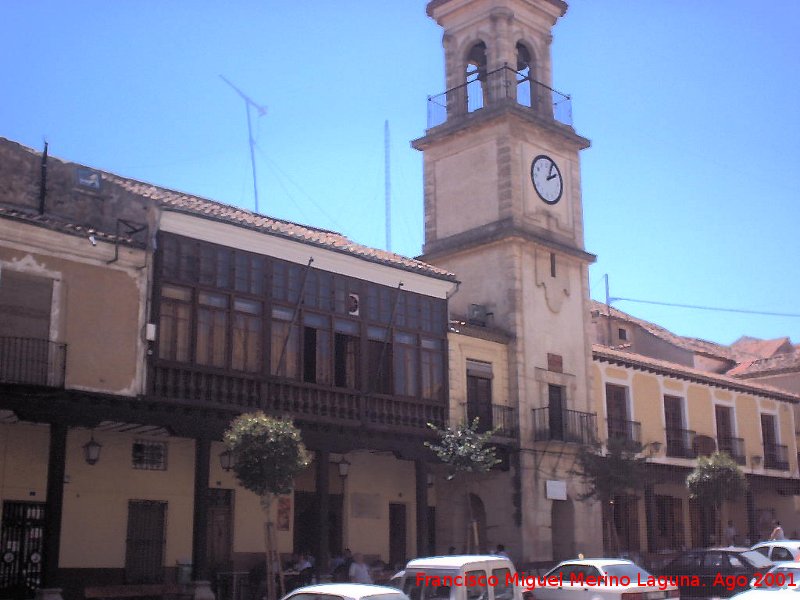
[530,155,563,205]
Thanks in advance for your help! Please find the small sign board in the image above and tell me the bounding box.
[546,479,567,500]
[75,167,101,190]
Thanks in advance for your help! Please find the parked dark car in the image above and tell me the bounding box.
[658,548,774,597]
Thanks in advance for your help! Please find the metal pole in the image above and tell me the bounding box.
[385,120,391,252]
[246,103,259,213]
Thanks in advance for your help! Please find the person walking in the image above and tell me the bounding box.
[725,520,737,546]
[349,553,373,584]
[770,521,786,540]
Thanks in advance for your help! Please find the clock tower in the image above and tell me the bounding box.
[413,0,600,560]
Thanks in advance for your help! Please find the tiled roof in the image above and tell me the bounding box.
[593,344,800,403]
[730,336,793,361]
[0,205,141,246]
[103,173,457,282]
[728,351,800,378]
[590,300,736,361]
[0,137,456,282]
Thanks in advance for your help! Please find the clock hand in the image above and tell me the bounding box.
[547,164,558,180]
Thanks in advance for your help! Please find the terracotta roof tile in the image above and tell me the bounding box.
[730,336,793,361]
[590,300,737,361]
[0,205,140,246]
[593,344,800,403]
[728,351,800,378]
[106,173,456,282]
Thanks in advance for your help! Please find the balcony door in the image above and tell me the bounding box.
[716,405,736,455]
[0,271,54,385]
[605,384,628,439]
[664,396,685,456]
[466,361,493,432]
[548,384,565,441]
[716,405,734,441]
[761,414,779,467]
[0,271,52,339]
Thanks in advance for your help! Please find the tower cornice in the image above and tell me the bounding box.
[418,217,596,264]
[427,0,568,20]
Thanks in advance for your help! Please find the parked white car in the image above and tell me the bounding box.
[535,559,679,600]
[400,555,523,600]
[731,561,800,600]
[281,583,411,600]
[751,541,800,564]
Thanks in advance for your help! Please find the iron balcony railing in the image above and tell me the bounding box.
[463,402,518,438]
[0,337,67,388]
[532,406,597,445]
[427,65,573,129]
[718,436,746,465]
[665,427,697,459]
[607,417,642,451]
[764,443,790,471]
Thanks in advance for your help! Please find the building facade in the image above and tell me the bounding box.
[592,305,800,558]
[0,137,457,600]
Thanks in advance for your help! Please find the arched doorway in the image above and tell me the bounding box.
[551,498,575,561]
[468,493,488,553]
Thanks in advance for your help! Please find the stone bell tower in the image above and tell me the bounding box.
[413,0,601,560]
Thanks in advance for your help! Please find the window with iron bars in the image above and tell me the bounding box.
[132,440,168,471]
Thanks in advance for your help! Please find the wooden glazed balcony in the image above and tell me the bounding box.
[150,364,446,432]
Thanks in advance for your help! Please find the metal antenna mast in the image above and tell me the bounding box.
[384,120,392,252]
[220,75,267,213]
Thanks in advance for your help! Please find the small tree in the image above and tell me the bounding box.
[224,412,310,600]
[687,451,747,547]
[571,437,649,554]
[426,418,500,551]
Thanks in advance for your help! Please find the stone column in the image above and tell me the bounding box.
[644,484,657,553]
[746,487,758,543]
[192,439,214,600]
[317,450,331,574]
[36,423,67,600]
[415,460,429,556]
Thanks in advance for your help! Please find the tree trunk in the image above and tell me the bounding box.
[261,495,284,600]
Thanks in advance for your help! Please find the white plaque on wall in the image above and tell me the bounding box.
[351,493,382,519]
[546,480,567,500]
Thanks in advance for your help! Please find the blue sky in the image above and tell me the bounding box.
[2,1,799,346]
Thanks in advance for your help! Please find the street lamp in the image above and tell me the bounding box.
[219,449,235,472]
[338,458,351,479]
[83,434,102,466]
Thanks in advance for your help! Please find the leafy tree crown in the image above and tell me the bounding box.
[571,436,649,502]
[425,418,500,479]
[686,451,747,506]
[223,412,310,497]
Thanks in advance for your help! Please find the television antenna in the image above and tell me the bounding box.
[220,75,267,213]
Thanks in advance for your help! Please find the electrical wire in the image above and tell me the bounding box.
[611,297,800,318]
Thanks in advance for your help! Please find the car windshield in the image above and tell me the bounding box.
[403,570,457,600]
[602,564,653,580]
[363,594,410,600]
[741,551,774,568]
[286,594,345,600]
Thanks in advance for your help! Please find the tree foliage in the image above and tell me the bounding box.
[687,451,747,507]
[223,412,310,498]
[572,436,650,503]
[571,437,650,554]
[425,418,500,479]
[687,451,747,545]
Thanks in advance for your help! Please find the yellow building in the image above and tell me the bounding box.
[592,305,800,558]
